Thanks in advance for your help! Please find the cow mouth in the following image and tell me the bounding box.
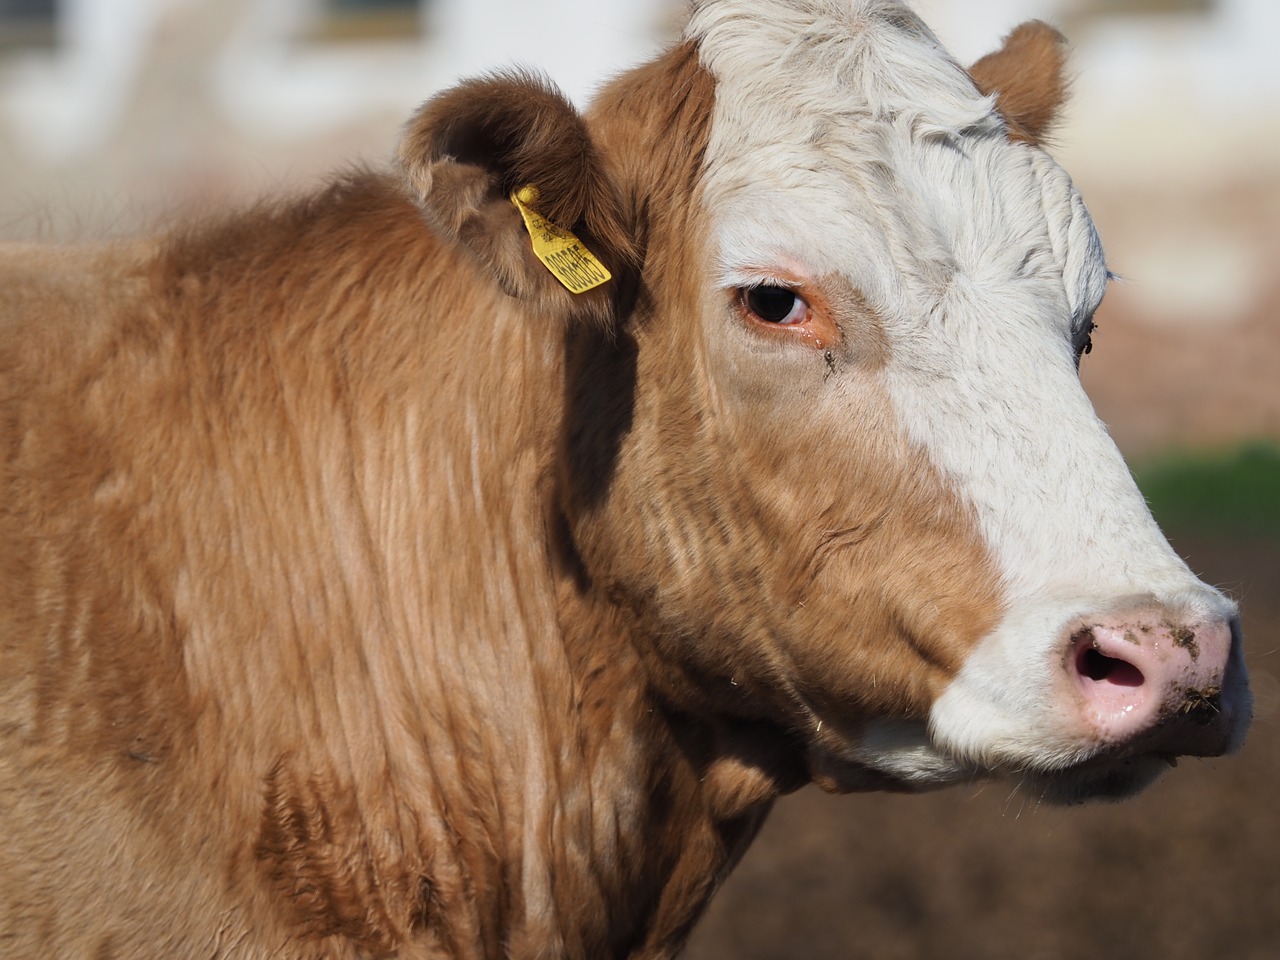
[811,747,1181,804]
[806,719,1191,804]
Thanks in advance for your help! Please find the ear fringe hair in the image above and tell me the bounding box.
[399,72,638,273]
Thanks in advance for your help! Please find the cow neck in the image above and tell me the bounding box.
[544,525,804,958]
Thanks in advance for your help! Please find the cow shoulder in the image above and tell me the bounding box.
[398,73,638,327]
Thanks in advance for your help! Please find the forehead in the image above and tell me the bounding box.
[687,0,1107,330]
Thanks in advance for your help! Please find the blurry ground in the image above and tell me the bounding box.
[685,180,1280,960]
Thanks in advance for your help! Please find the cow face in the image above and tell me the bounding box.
[401,1,1250,805]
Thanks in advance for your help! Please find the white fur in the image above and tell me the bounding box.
[689,0,1236,785]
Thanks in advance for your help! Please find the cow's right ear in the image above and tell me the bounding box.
[397,73,637,325]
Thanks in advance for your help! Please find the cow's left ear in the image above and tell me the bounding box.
[398,73,636,326]
[969,21,1070,146]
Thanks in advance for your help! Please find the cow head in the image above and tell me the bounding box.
[400,0,1250,805]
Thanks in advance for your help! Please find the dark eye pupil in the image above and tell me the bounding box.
[746,286,797,323]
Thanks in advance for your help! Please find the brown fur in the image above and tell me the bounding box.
[0,33,1029,960]
[970,21,1071,145]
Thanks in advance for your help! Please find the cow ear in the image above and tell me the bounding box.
[397,73,637,325]
[969,21,1070,146]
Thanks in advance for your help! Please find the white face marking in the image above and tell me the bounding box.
[689,0,1237,787]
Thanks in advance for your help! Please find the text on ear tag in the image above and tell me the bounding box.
[510,185,612,295]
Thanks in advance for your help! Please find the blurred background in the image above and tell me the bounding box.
[2,1,1276,957]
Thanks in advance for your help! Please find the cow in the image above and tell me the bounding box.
[0,1,1252,957]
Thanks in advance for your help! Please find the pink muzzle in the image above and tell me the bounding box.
[1067,608,1247,758]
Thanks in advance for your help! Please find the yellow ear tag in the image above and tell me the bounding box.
[510,185,612,294]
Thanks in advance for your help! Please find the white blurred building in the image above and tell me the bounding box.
[2,0,1276,236]
[0,0,684,237]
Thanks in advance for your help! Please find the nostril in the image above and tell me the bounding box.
[1077,646,1145,688]
[1063,614,1239,752]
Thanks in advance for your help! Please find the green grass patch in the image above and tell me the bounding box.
[1135,441,1280,539]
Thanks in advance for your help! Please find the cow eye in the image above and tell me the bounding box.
[741,285,808,325]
